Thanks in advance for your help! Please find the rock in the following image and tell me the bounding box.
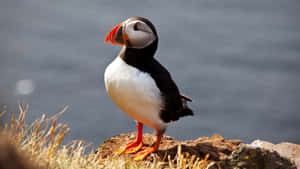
[97,133,299,169]
[97,133,241,162]
[250,140,300,169]
[220,144,297,169]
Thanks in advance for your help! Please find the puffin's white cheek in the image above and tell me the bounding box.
[135,36,151,45]
[128,32,154,48]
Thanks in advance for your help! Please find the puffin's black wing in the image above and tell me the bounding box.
[148,59,193,123]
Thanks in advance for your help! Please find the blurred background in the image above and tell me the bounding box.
[1,0,299,146]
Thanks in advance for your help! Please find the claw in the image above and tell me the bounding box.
[117,144,128,155]
[125,141,143,154]
[117,140,143,154]
[133,134,162,161]
[133,147,155,161]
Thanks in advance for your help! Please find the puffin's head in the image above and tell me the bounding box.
[105,17,157,49]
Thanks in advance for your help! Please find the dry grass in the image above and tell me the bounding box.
[0,104,215,169]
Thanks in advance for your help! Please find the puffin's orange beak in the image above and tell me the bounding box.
[105,23,128,46]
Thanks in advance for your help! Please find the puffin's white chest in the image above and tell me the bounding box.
[104,57,166,130]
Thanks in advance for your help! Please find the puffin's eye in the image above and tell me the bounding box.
[133,22,139,31]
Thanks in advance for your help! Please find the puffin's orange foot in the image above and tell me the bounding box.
[117,141,143,155]
[133,147,156,161]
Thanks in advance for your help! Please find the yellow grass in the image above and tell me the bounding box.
[0,104,215,169]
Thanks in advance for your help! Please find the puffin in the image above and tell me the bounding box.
[104,17,193,161]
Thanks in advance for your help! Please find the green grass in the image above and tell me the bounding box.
[0,104,215,169]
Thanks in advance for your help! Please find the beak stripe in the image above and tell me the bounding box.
[115,25,124,44]
[105,24,123,45]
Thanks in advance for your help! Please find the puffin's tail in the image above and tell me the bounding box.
[180,106,194,116]
[180,94,194,117]
[160,94,194,122]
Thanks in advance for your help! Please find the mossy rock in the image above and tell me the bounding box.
[220,144,297,169]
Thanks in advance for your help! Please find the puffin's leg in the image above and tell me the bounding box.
[133,134,162,161]
[117,122,143,154]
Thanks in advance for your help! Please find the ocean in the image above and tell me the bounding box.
[0,0,299,146]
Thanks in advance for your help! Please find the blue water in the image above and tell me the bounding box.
[1,0,300,146]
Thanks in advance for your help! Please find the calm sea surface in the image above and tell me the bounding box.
[1,0,300,146]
